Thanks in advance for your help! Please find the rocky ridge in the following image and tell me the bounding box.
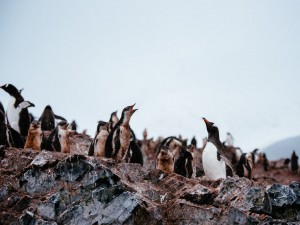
[0,134,300,225]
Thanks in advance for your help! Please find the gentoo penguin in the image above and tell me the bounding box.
[88,121,110,157]
[39,105,55,131]
[291,151,299,174]
[45,121,70,153]
[0,84,35,136]
[108,110,119,132]
[236,153,253,179]
[262,153,269,171]
[225,132,234,147]
[24,120,43,151]
[174,146,193,178]
[159,136,185,162]
[105,104,137,162]
[191,136,197,148]
[202,117,234,180]
[156,146,174,173]
[68,120,77,133]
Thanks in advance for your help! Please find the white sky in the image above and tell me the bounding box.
[1,1,300,152]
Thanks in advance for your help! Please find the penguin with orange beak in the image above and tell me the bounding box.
[202,117,234,180]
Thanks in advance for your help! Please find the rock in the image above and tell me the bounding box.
[37,202,56,221]
[289,181,300,205]
[54,154,92,182]
[13,196,32,212]
[30,150,61,168]
[266,184,297,207]
[180,184,214,204]
[19,167,57,194]
[0,185,10,201]
[243,187,272,215]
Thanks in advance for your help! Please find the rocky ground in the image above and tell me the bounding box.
[0,133,300,225]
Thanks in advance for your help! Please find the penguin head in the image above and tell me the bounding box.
[143,128,148,139]
[57,121,69,130]
[202,117,219,139]
[30,120,41,129]
[158,146,173,160]
[0,84,24,104]
[186,144,195,153]
[68,120,77,131]
[97,121,110,132]
[121,103,138,124]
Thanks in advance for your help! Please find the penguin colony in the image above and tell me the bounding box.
[0,83,299,180]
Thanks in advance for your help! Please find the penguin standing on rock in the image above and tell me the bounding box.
[291,151,299,174]
[202,117,234,180]
[236,153,253,179]
[156,145,174,173]
[0,104,14,147]
[105,104,137,162]
[24,120,43,151]
[174,146,194,178]
[88,121,110,157]
[0,84,35,137]
[39,105,55,131]
[108,111,119,132]
[45,121,70,153]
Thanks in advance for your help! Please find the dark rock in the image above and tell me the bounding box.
[5,194,21,208]
[267,184,297,207]
[92,185,124,203]
[0,185,10,201]
[243,187,272,214]
[15,211,36,225]
[81,169,120,190]
[13,196,32,212]
[181,184,214,204]
[19,167,57,194]
[30,150,60,168]
[289,181,300,205]
[37,203,56,221]
[54,154,92,182]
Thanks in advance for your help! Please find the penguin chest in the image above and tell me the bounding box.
[95,130,109,157]
[25,130,42,150]
[6,98,21,133]
[116,126,131,161]
[202,142,226,180]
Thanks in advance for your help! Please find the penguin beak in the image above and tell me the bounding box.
[202,117,214,126]
[130,103,138,113]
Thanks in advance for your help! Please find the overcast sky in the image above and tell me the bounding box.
[1,1,300,152]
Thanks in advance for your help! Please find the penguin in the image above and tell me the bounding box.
[291,150,299,174]
[191,136,197,148]
[262,153,269,171]
[186,144,197,178]
[105,104,137,162]
[174,146,193,178]
[225,132,234,147]
[88,121,110,157]
[202,117,234,180]
[236,153,253,179]
[68,120,77,133]
[24,120,43,151]
[45,121,70,153]
[0,105,14,147]
[159,136,185,162]
[156,145,174,173]
[108,110,119,132]
[251,149,259,166]
[0,84,35,137]
[39,105,55,131]
[126,129,143,165]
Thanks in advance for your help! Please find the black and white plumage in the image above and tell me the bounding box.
[0,84,35,137]
[45,121,70,153]
[191,136,197,148]
[108,110,119,132]
[174,147,193,178]
[126,129,143,165]
[0,104,14,147]
[159,136,185,162]
[236,153,253,179]
[105,104,137,162]
[88,121,110,157]
[202,117,234,180]
[68,120,77,132]
[39,105,55,131]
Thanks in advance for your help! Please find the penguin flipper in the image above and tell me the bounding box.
[186,154,194,178]
[113,128,120,158]
[45,128,56,151]
[129,140,143,165]
[220,154,235,176]
[88,139,95,156]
